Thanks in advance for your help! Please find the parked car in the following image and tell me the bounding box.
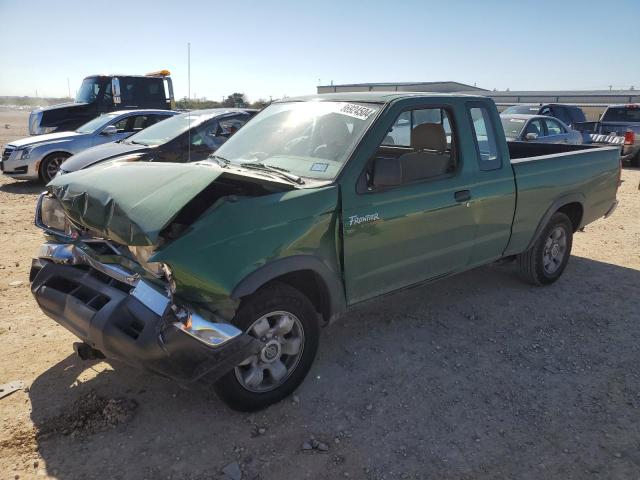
[29,70,175,135]
[572,104,640,166]
[30,93,620,411]
[500,114,584,144]
[58,108,257,175]
[1,109,177,183]
[501,103,586,127]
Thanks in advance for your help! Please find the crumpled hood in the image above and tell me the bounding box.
[9,131,82,148]
[60,141,150,173]
[48,162,225,246]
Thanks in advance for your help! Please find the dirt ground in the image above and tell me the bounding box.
[0,110,639,480]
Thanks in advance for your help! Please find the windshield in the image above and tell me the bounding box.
[500,117,527,138]
[602,107,640,123]
[502,105,540,115]
[125,112,213,146]
[75,77,103,103]
[75,113,120,134]
[210,101,381,180]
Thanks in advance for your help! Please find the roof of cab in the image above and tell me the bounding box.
[279,91,490,104]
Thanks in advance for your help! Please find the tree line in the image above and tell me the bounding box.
[175,93,271,110]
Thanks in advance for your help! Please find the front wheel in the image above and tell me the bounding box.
[39,152,70,183]
[214,282,320,411]
[517,212,574,286]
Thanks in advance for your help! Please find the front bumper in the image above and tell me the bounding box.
[1,147,40,180]
[30,248,260,384]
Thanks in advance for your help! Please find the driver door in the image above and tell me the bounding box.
[341,106,476,304]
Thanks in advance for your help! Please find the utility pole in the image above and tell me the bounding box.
[67,78,71,98]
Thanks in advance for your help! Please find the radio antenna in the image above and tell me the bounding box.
[187,42,191,162]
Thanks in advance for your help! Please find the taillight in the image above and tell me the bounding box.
[624,130,635,145]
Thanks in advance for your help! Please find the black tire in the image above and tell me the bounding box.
[630,151,640,168]
[517,212,573,286]
[214,282,320,412]
[39,152,70,184]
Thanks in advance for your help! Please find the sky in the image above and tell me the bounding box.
[1,0,639,101]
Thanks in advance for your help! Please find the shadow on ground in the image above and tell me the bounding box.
[0,179,44,195]
[27,256,640,479]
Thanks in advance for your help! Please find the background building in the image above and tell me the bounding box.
[317,82,640,120]
[317,81,486,94]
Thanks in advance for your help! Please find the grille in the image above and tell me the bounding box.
[2,146,14,162]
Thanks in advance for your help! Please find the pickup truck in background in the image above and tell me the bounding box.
[29,93,621,411]
[29,70,175,135]
[573,104,640,166]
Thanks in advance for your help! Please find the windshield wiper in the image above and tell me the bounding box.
[239,162,305,185]
[209,154,231,167]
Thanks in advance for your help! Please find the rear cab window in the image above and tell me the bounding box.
[602,106,640,123]
[468,104,501,171]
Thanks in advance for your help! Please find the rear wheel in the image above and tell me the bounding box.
[517,212,573,286]
[39,152,70,183]
[214,282,320,411]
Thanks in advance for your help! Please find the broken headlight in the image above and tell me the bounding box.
[36,193,74,237]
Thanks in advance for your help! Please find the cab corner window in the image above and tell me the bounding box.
[469,106,501,171]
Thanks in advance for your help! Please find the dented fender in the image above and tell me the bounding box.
[150,185,343,320]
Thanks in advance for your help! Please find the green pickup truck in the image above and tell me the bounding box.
[30,93,620,411]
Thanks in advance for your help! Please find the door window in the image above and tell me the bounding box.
[544,118,564,135]
[375,107,457,185]
[468,106,500,170]
[217,114,250,138]
[382,109,452,148]
[111,117,131,133]
[524,119,545,137]
[110,115,158,133]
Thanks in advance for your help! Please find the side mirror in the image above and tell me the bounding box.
[101,125,118,136]
[372,157,402,188]
[525,132,538,141]
[112,78,121,104]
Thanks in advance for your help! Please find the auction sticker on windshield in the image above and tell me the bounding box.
[337,103,377,120]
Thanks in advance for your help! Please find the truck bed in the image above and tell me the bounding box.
[504,142,620,256]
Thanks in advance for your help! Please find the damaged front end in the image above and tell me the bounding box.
[29,160,340,388]
[30,190,262,384]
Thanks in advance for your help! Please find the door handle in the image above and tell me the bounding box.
[454,190,471,203]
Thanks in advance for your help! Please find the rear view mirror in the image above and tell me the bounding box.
[101,125,118,136]
[525,133,538,141]
[373,157,402,188]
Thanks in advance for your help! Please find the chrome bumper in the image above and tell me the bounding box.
[36,241,242,348]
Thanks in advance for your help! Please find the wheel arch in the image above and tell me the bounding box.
[230,255,346,325]
[38,150,73,180]
[526,193,585,250]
